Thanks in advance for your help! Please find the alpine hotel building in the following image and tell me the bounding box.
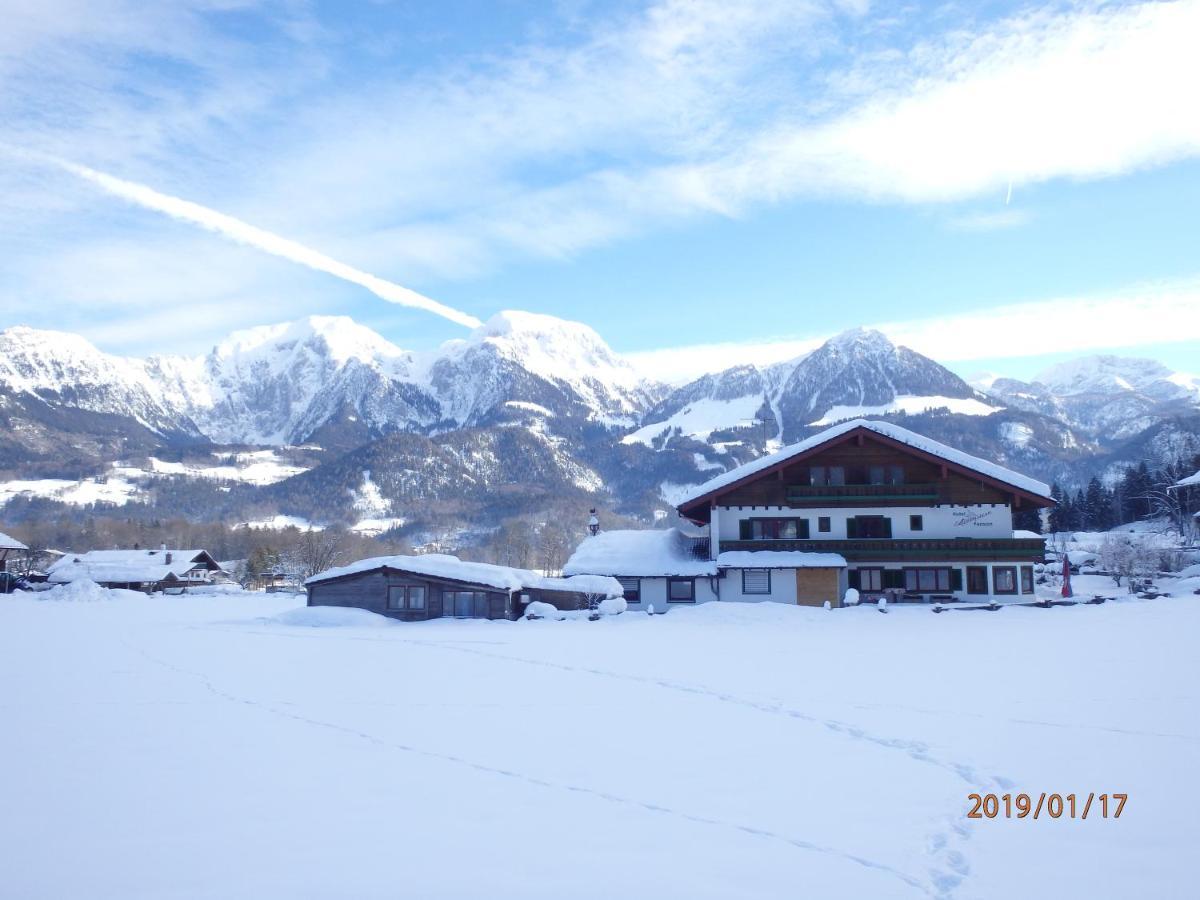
[565,419,1053,608]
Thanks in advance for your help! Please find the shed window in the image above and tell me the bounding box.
[668,578,695,603]
[1020,566,1035,594]
[818,516,831,533]
[388,585,426,610]
[617,577,641,604]
[742,569,771,595]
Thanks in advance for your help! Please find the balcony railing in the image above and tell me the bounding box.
[717,537,1046,561]
[785,483,940,502]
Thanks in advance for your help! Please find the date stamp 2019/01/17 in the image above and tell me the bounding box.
[967,793,1127,820]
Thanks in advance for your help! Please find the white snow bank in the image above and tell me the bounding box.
[29,579,136,602]
[563,528,717,577]
[267,606,397,628]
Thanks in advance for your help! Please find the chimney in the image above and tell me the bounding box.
[588,508,600,537]
[165,552,173,564]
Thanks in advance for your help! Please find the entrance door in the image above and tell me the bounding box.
[796,568,839,607]
[453,592,474,618]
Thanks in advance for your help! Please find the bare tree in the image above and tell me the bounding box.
[286,527,354,580]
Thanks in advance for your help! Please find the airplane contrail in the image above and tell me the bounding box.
[55,159,483,329]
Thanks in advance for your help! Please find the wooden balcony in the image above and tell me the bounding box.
[717,537,1046,562]
[785,483,940,503]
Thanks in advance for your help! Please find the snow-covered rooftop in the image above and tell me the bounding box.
[1174,470,1200,489]
[715,551,846,569]
[676,418,1053,508]
[47,549,219,585]
[0,530,27,551]
[306,553,622,598]
[563,528,718,577]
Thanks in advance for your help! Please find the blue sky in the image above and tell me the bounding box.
[1,0,1198,383]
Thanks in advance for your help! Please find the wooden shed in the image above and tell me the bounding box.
[305,554,623,622]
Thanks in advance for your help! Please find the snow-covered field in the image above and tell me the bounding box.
[2,577,1197,899]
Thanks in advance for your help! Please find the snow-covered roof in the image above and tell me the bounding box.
[1012,530,1045,540]
[675,418,1053,509]
[306,553,622,598]
[562,529,718,577]
[1174,470,1200,489]
[715,550,846,569]
[0,530,27,551]
[48,563,184,585]
[47,548,219,584]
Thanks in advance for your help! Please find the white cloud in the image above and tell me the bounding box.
[625,276,1200,383]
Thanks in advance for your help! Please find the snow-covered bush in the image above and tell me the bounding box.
[598,596,627,616]
[523,601,559,620]
[843,588,860,607]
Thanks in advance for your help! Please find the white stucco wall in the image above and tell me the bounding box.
[716,504,1014,540]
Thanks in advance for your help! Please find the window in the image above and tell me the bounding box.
[740,518,809,540]
[904,568,952,593]
[869,466,885,485]
[993,567,1017,594]
[387,585,426,610]
[847,516,892,539]
[889,466,905,485]
[810,466,845,486]
[668,578,695,603]
[1020,566,1035,594]
[858,568,884,592]
[742,569,771,595]
[967,566,988,594]
[447,590,489,617]
[617,577,641,604]
[818,516,831,533]
[909,514,924,532]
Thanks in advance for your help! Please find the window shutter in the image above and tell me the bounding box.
[739,520,752,540]
[846,518,858,538]
[950,569,963,591]
[742,569,770,594]
[883,569,904,589]
[847,569,860,589]
[798,519,810,539]
[882,517,893,538]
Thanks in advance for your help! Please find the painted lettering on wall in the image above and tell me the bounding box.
[953,509,996,529]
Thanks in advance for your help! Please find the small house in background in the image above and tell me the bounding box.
[0,530,29,594]
[305,554,622,622]
[46,547,225,593]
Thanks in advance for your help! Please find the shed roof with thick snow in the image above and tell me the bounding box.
[0,531,28,552]
[306,553,622,598]
[675,418,1054,517]
[562,528,718,578]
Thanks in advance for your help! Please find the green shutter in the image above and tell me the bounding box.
[739,520,752,540]
[798,519,810,539]
[883,569,905,589]
[846,518,858,538]
[950,568,963,591]
[847,569,860,589]
[882,517,893,538]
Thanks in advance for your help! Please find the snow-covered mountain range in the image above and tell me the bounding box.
[1,313,1196,535]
